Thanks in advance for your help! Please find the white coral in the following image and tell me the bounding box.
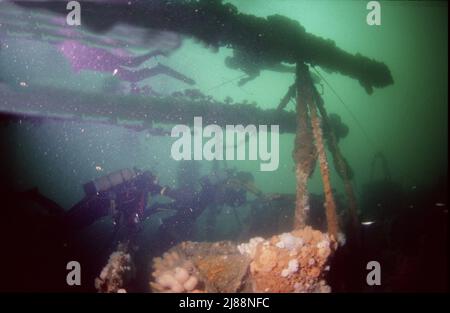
[337,232,346,246]
[276,233,304,250]
[151,257,200,293]
[316,239,330,249]
[95,245,133,293]
[280,259,299,277]
[237,237,264,258]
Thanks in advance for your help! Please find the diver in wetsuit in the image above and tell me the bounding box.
[152,169,264,252]
[225,49,295,86]
[225,49,324,88]
[65,168,174,243]
[58,40,196,86]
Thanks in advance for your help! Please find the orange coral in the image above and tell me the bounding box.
[249,227,334,293]
[151,227,334,293]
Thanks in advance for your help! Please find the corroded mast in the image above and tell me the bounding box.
[292,63,316,229]
[293,63,339,239]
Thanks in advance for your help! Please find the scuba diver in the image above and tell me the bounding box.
[202,169,265,238]
[225,49,323,88]
[65,167,175,244]
[225,49,295,86]
[58,40,195,85]
[152,168,265,253]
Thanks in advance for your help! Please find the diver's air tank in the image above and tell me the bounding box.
[83,168,137,196]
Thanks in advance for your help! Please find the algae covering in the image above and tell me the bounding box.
[0,0,447,294]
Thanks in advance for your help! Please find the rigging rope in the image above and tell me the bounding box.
[206,74,247,92]
[311,66,380,152]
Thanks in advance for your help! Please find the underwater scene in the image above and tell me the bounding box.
[0,0,447,294]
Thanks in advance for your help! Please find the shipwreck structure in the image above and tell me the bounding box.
[2,0,393,292]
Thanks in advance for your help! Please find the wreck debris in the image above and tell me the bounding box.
[94,243,134,293]
[16,0,393,94]
[0,85,298,134]
[277,83,296,112]
[247,227,334,293]
[150,227,334,293]
[150,241,251,293]
[150,250,203,293]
